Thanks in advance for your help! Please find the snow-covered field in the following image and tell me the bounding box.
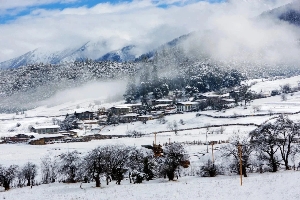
[1,171,299,200]
[1,76,300,199]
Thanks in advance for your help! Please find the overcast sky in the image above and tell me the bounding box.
[0,0,291,62]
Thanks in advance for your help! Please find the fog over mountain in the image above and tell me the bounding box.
[0,0,299,70]
[0,0,300,112]
[0,1,291,61]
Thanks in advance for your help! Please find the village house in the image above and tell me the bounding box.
[75,111,95,120]
[110,105,131,115]
[110,103,142,116]
[126,103,143,113]
[120,113,139,123]
[150,111,164,119]
[152,99,173,106]
[29,134,65,145]
[138,115,153,122]
[59,130,78,137]
[31,125,60,134]
[97,107,108,116]
[3,134,34,144]
[154,104,171,110]
[98,115,108,125]
[260,91,271,98]
[176,101,200,112]
[220,98,235,105]
[197,93,222,100]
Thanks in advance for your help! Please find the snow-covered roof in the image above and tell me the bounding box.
[74,109,94,113]
[155,99,172,102]
[201,94,220,98]
[138,115,153,118]
[123,113,139,117]
[123,103,142,107]
[220,93,230,98]
[177,102,199,105]
[194,99,206,102]
[33,125,60,129]
[81,120,98,123]
[112,105,131,109]
[31,134,64,140]
[222,99,235,102]
[155,104,171,107]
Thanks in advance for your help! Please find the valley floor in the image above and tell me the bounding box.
[1,76,300,199]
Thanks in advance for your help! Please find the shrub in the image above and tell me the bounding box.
[197,160,218,177]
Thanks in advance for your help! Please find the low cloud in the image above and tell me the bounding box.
[179,0,300,70]
[0,0,293,63]
[41,80,127,107]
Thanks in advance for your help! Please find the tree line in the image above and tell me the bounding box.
[123,62,244,103]
[0,142,189,191]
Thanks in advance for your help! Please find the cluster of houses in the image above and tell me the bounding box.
[96,93,235,124]
[1,92,236,145]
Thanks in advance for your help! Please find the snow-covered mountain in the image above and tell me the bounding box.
[261,0,300,26]
[0,44,84,69]
[97,45,137,62]
[135,33,191,61]
[0,33,189,69]
[0,42,138,69]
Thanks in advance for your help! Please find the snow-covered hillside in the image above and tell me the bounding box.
[1,171,299,200]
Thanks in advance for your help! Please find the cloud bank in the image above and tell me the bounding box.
[0,0,293,63]
[182,0,300,69]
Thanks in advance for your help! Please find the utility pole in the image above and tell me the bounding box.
[238,143,243,186]
[206,129,208,153]
[211,142,214,166]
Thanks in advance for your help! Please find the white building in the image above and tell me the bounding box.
[32,125,60,134]
[176,102,199,112]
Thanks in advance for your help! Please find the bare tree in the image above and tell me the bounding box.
[216,126,226,134]
[281,93,287,101]
[103,145,132,185]
[41,154,58,184]
[168,120,179,135]
[158,116,167,124]
[280,84,291,94]
[57,151,82,183]
[127,147,148,183]
[20,162,37,186]
[84,144,134,187]
[0,165,19,190]
[250,123,281,172]
[239,84,253,107]
[220,135,253,177]
[276,115,300,170]
[159,143,189,180]
[252,105,262,113]
[268,109,274,116]
[83,147,106,187]
[250,115,300,171]
[126,130,142,138]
